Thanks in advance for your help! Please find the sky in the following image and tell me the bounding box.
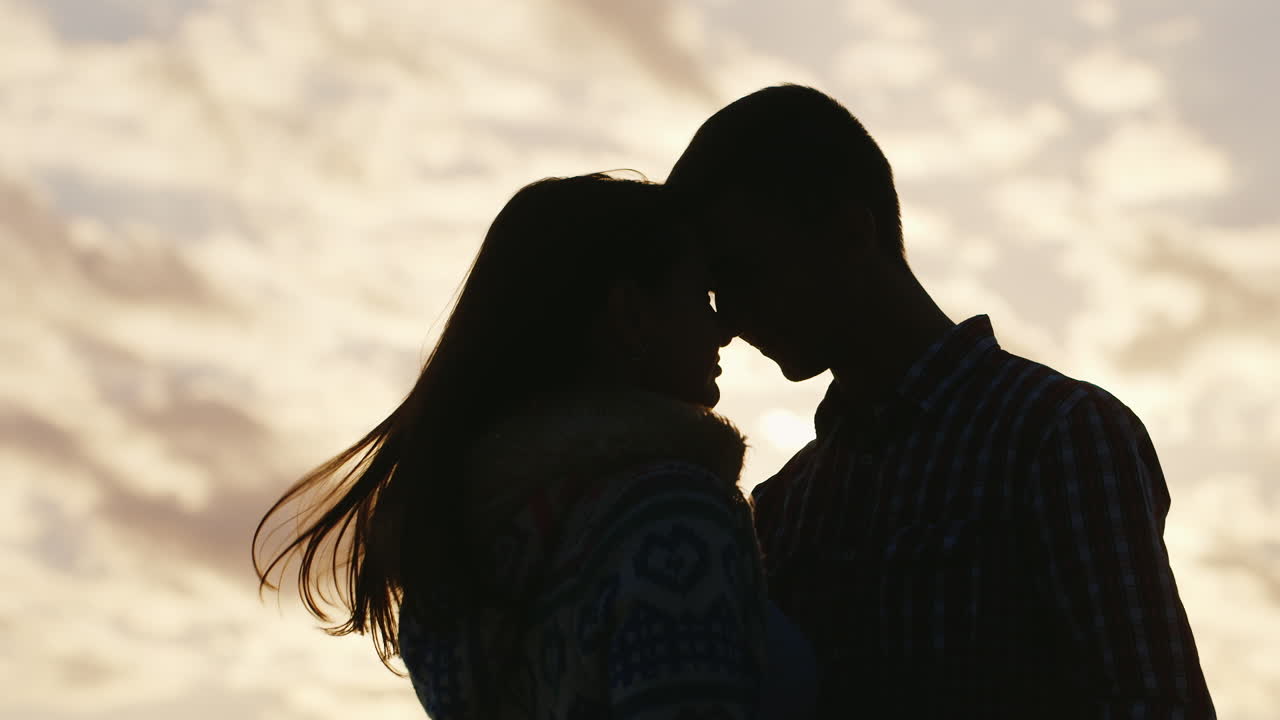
[1,0,1277,717]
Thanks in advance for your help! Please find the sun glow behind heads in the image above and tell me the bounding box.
[2,0,1278,718]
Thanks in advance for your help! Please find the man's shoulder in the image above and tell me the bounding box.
[973,347,1149,450]
[975,346,1123,419]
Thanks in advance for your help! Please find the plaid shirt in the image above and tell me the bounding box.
[751,316,1214,719]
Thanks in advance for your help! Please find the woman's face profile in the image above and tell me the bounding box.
[629,238,732,408]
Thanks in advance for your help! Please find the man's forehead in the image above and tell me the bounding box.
[694,190,774,255]
[702,185,757,221]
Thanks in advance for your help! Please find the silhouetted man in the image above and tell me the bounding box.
[667,85,1214,719]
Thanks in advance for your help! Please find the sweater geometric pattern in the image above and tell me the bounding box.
[400,461,767,720]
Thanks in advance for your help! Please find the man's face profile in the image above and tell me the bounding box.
[699,189,843,382]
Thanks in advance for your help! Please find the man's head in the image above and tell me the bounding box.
[667,84,909,381]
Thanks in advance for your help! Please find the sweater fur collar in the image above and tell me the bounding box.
[464,387,747,517]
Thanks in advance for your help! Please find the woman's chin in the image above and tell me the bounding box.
[699,380,722,408]
[647,375,721,408]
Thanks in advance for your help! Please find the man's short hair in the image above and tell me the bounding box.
[667,84,904,264]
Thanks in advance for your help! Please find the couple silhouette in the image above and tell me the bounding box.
[255,85,1215,719]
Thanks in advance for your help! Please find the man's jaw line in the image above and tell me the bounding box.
[745,337,828,383]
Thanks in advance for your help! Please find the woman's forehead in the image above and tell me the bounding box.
[663,237,714,286]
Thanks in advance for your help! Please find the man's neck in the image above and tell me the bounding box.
[828,272,954,408]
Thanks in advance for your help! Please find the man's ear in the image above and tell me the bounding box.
[844,205,877,255]
[813,203,876,273]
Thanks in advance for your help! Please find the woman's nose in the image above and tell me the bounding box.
[716,315,738,347]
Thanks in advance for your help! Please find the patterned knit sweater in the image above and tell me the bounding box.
[398,390,770,720]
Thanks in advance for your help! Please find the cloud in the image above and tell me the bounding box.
[834,38,941,90]
[33,0,210,44]
[1084,116,1233,205]
[834,0,942,91]
[1064,46,1167,113]
[1141,15,1201,49]
[1074,0,1117,30]
[0,542,423,718]
[699,33,823,105]
[1165,471,1280,718]
[1108,228,1280,373]
[989,175,1085,244]
[879,86,1068,179]
[553,0,717,101]
[843,0,929,39]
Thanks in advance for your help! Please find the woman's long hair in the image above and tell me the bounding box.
[252,173,684,670]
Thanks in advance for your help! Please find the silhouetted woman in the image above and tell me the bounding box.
[254,174,815,719]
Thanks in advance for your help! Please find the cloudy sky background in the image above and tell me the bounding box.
[2,0,1277,717]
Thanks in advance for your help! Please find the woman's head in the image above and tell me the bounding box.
[253,172,729,670]
[447,172,729,408]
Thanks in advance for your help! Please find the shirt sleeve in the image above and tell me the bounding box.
[1025,391,1215,719]
[598,465,768,720]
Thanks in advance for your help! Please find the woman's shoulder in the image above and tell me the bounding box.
[588,458,750,523]
[465,388,750,533]
[556,459,757,578]
[466,388,746,498]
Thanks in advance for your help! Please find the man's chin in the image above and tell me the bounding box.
[747,339,827,383]
[776,358,828,383]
